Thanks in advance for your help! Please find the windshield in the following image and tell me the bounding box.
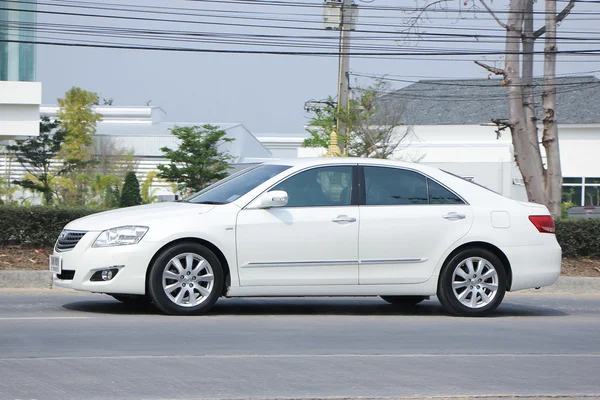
[185,164,291,204]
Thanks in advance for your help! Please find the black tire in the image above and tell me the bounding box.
[380,295,427,307]
[437,247,507,317]
[110,294,150,305]
[147,242,224,315]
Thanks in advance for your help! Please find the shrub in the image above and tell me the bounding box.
[120,171,142,207]
[555,219,600,258]
[0,206,101,247]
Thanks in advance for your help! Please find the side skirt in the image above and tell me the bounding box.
[226,276,438,297]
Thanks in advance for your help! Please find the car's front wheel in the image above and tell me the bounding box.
[437,248,507,317]
[147,242,224,315]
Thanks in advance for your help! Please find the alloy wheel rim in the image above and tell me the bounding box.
[162,252,214,307]
[451,257,499,309]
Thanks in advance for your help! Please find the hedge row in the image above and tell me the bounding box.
[0,206,103,247]
[1,206,599,258]
[555,219,600,258]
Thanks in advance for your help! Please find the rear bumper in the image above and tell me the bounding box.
[505,240,562,291]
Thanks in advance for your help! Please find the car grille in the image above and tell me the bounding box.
[55,230,87,252]
[57,270,75,280]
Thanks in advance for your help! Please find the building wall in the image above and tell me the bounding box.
[0,81,41,139]
[398,124,600,206]
[257,136,306,159]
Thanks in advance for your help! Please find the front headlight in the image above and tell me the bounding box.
[92,226,149,248]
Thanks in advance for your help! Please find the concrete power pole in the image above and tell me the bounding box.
[336,0,353,154]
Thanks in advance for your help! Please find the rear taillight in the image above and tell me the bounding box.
[528,215,556,233]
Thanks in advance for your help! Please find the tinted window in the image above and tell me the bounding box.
[187,164,290,204]
[272,166,353,207]
[428,179,464,204]
[364,167,428,205]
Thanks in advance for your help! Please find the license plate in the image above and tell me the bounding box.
[49,255,62,274]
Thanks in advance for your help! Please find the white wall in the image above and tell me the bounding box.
[0,81,41,139]
[257,136,306,159]
[555,125,600,178]
[404,123,600,179]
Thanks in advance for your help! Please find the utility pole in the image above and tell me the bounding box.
[336,0,353,154]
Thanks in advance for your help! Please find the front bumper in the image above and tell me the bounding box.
[52,232,162,295]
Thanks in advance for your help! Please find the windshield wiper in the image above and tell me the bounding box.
[192,201,227,205]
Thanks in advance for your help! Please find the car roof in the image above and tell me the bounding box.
[261,157,447,176]
[263,157,425,169]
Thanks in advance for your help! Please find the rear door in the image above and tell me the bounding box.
[358,166,474,284]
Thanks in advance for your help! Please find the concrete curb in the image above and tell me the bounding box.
[0,270,598,294]
[0,270,52,289]
[518,276,600,295]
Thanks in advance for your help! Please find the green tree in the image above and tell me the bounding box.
[6,117,71,205]
[303,80,411,159]
[157,125,234,195]
[141,171,159,204]
[57,87,103,163]
[120,171,142,207]
[303,97,337,149]
[56,87,103,205]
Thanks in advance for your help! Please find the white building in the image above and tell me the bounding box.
[0,0,42,143]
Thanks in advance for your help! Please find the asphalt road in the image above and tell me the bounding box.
[0,292,599,400]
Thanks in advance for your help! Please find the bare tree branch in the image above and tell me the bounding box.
[479,0,508,29]
[474,61,505,76]
[399,0,453,42]
[534,0,575,38]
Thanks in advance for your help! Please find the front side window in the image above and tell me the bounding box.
[272,166,353,207]
[364,167,428,205]
[186,164,291,204]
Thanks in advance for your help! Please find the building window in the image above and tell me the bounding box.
[563,177,600,206]
[0,0,37,82]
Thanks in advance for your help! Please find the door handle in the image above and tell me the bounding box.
[443,212,466,220]
[332,215,357,224]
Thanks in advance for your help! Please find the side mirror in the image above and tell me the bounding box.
[257,190,288,208]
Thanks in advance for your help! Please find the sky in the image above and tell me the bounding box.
[34,0,599,135]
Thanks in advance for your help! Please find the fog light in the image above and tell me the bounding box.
[90,268,120,282]
[101,270,113,281]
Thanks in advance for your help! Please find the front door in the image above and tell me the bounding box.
[236,165,359,286]
[358,166,474,284]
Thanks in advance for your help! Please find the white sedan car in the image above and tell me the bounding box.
[51,158,561,317]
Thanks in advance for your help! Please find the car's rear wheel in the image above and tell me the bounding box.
[110,294,150,305]
[147,242,224,315]
[437,248,507,317]
[380,295,427,307]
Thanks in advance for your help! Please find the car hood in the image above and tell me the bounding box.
[64,202,215,231]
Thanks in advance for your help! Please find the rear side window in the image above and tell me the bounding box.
[428,179,464,205]
[363,166,465,205]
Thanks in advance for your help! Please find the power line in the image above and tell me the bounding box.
[350,73,600,87]
[4,37,600,57]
